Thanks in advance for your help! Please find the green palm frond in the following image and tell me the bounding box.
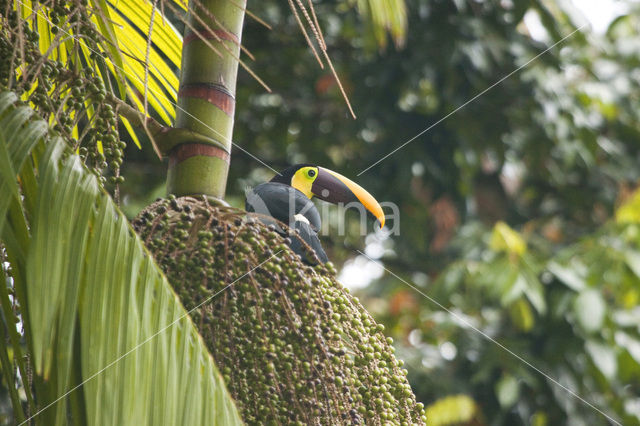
[14,0,183,149]
[0,90,241,425]
[355,0,408,48]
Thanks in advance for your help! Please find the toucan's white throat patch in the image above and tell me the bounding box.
[293,214,310,225]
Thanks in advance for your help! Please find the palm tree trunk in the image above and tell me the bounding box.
[166,0,245,198]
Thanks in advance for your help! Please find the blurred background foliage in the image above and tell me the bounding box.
[117,0,640,424]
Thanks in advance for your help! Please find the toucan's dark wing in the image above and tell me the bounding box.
[246,182,327,263]
[245,182,321,230]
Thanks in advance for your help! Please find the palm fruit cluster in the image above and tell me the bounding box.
[134,196,427,425]
[0,0,124,186]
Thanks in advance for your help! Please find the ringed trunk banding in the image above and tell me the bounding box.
[167,0,245,198]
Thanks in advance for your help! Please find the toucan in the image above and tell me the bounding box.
[245,164,385,264]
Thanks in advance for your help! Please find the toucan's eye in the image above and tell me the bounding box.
[307,169,316,178]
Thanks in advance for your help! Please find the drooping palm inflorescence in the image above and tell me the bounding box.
[135,196,427,425]
[0,0,126,183]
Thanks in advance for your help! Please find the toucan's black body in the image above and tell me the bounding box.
[247,182,321,230]
[245,164,384,265]
[245,182,327,263]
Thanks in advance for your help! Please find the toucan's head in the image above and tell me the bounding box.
[271,164,385,228]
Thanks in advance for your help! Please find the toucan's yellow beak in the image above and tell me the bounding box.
[311,167,385,228]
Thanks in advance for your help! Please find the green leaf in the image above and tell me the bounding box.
[573,289,606,333]
[522,269,547,315]
[548,261,586,291]
[624,250,640,278]
[355,0,408,49]
[616,189,640,224]
[0,91,47,235]
[501,272,527,306]
[490,221,527,256]
[509,298,535,332]
[0,91,242,425]
[495,374,520,409]
[585,340,617,380]
[89,0,128,99]
[613,309,640,328]
[615,331,640,365]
